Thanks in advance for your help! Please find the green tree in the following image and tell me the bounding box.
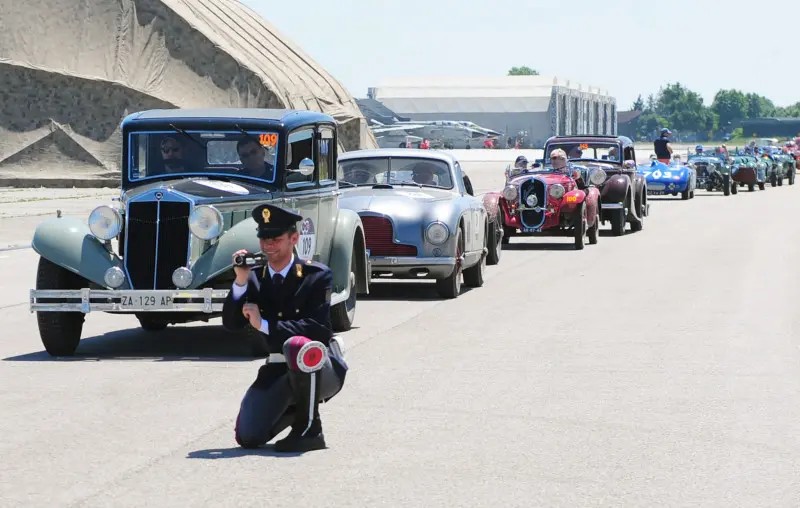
[631,95,644,111]
[711,89,747,126]
[745,93,776,118]
[507,66,539,76]
[655,82,710,133]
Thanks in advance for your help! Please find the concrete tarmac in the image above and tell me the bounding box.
[1,163,799,507]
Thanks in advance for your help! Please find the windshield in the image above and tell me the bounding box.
[545,142,620,163]
[128,130,280,183]
[339,157,454,189]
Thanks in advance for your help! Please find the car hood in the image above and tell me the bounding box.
[339,186,454,214]
[124,178,273,201]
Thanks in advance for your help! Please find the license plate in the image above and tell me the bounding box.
[648,191,665,195]
[120,293,174,309]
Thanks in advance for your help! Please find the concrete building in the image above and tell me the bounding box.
[368,76,617,147]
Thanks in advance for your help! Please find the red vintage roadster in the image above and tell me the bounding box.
[484,161,605,249]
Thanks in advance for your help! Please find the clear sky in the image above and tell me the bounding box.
[242,0,798,110]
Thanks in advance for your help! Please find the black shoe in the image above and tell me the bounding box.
[274,427,327,452]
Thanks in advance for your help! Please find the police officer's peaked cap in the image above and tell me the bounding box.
[252,203,303,239]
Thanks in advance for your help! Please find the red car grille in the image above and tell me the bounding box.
[361,216,417,256]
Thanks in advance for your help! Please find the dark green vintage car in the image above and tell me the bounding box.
[764,151,796,186]
[29,108,371,357]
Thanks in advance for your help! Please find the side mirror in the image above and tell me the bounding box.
[293,158,315,176]
[623,160,636,170]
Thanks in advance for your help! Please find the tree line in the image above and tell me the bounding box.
[630,84,800,139]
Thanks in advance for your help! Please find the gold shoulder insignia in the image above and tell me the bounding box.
[295,263,303,277]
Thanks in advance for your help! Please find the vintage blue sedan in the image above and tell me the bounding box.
[337,149,503,299]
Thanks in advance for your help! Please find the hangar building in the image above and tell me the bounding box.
[368,76,617,147]
[0,0,376,186]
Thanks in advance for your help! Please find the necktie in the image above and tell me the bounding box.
[272,273,284,286]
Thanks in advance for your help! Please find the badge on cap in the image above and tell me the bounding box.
[262,208,271,223]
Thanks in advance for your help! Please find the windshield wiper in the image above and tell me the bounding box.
[337,180,356,188]
[169,124,206,149]
[392,181,422,188]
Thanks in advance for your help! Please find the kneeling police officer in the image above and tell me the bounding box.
[222,203,347,452]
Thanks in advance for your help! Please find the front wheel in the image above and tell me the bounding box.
[610,208,625,236]
[723,174,731,196]
[573,203,586,250]
[587,213,599,245]
[35,257,85,356]
[436,228,463,299]
[331,248,358,332]
[486,219,502,265]
[731,180,738,194]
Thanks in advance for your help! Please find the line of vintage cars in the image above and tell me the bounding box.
[635,145,795,198]
[25,107,796,357]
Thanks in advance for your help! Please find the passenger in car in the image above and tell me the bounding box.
[236,138,275,180]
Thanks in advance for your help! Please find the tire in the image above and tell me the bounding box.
[610,208,625,236]
[574,203,586,250]
[723,174,731,196]
[757,182,764,191]
[436,228,463,299]
[136,314,168,331]
[749,184,755,192]
[770,173,777,187]
[331,246,358,332]
[789,171,795,185]
[630,193,644,232]
[502,226,513,245]
[681,185,690,200]
[778,176,783,186]
[462,250,485,288]
[35,257,85,356]
[587,214,599,245]
[731,181,738,194]
[486,218,502,266]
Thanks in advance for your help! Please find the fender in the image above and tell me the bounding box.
[558,189,586,213]
[601,174,630,204]
[328,208,369,298]
[481,192,502,223]
[188,218,261,289]
[31,216,127,288]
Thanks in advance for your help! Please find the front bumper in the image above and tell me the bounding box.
[30,288,229,313]
[647,181,687,194]
[369,256,456,278]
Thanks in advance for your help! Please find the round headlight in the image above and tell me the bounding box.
[549,183,565,199]
[103,266,125,288]
[425,222,449,245]
[525,193,538,207]
[502,184,518,202]
[589,169,607,186]
[188,205,223,240]
[172,267,193,288]
[88,205,122,240]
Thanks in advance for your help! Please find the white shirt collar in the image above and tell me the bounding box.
[268,255,295,279]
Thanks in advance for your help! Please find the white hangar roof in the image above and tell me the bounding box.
[370,76,614,115]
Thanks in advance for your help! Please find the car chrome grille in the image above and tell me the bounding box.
[519,178,546,228]
[361,216,418,257]
[125,200,191,289]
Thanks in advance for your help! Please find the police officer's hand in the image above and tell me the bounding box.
[242,303,262,329]
[232,249,250,285]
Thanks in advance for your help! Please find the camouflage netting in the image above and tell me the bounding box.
[0,0,377,186]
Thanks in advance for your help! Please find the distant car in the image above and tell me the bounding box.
[687,152,737,195]
[337,149,502,299]
[542,135,648,236]
[484,153,605,249]
[638,158,696,199]
[729,154,763,192]
[760,148,796,186]
[28,108,371,356]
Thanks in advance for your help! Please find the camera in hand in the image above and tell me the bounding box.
[233,252,266,268]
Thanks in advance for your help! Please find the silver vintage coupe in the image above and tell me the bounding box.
[337,149,503,299]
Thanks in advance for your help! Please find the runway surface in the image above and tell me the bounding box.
[1,161,799,507]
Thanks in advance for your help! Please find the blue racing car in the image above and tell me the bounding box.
[637,157,696,200]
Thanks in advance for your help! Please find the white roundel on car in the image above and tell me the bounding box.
[194,180,250,195]
[298,218,316,259]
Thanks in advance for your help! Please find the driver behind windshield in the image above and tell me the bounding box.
[160,137,185,173]
[411,162,438,185]
[514,155,528,169]
[237,138,275,180]
[342,163,374,184]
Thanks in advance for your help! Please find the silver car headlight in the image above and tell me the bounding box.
[502,184,518,202]
[88,205,122,240]
[589,169,607,186]
[189,205,223,240]
[549,183,565,199]
[425,221,449,245]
